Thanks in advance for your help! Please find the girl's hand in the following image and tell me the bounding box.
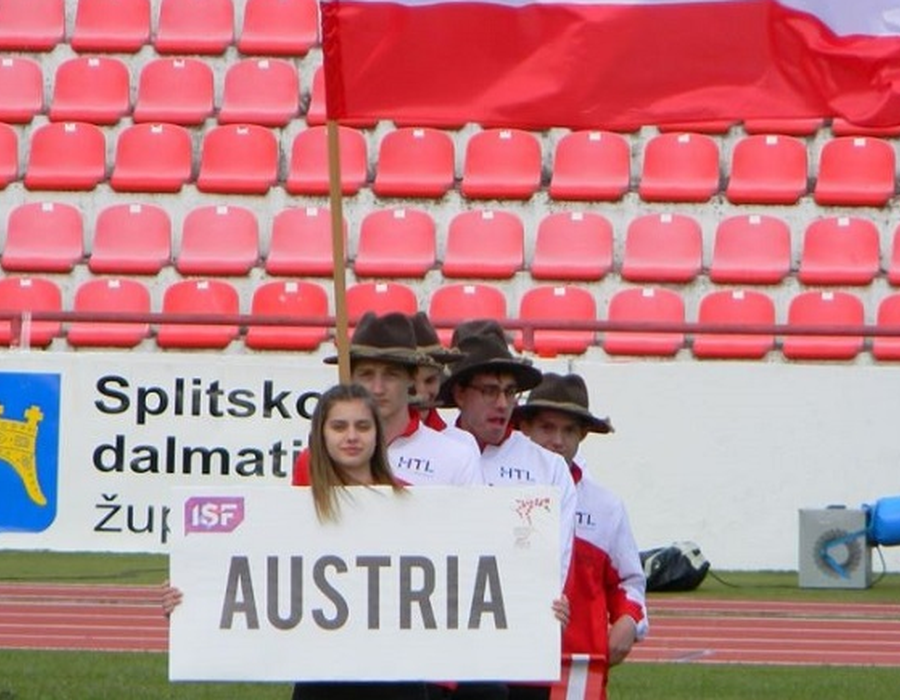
[552,594,570,627]
[161,580,183,617]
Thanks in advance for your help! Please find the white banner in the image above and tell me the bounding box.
[168,485,561,682]
[0,352,334,552]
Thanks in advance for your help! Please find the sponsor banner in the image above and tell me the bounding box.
[169,485,561,682]
[0,352,334,552]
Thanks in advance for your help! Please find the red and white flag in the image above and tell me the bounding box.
[550,654,608,700]
[321,0,900,129]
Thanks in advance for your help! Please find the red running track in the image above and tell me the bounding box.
[2,583,900,666]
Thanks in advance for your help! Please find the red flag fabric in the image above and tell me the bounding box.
[321,0,900,130]
[550,654,608,700]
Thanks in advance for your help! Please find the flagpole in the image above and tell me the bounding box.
[326,118,351,385]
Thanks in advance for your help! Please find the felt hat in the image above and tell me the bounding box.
[515,372,614,434]
[437,319,542,406]
[410,312,463,365]
[324,312,421,367]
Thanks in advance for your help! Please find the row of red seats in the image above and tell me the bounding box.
[1,57,330,128]
[3,120,897,205]
[2,277,898,361]
[0,0,318,55]
[4,201,900,286]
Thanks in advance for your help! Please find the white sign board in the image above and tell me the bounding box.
[169,485,561,682]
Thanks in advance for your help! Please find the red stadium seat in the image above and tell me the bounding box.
[872,294,900,361]
[0,57,43,123]
[304,66,377,128]
[25,122,106,191]
[798,216,880,286]
[726,134,808,205]
[0,0,64,51]
[638,132,719,202]
[197,124,278,194]
[285,125,368,196]
[742,117,824,136]
[889,225,900,287]
[72,0,151,52]
[0,123,17,188]
[831,118,900,138]
[238,0,318,56]
[176,205,259,276]
[621,213,702,283]
[89,202,172,274]
[67,278,151,348]
[531,211,613,282]
[373,127,455,198]
[110,123,193,193]
[813,137,895,207]
[692,289,776,360]
[245,281,330,351]
[266,206,347,276]
[429,283,507,345]
[710,214,792,285]
[549,130,630,201]
[156,279,241,349]
[155,0,234,55]
[2,202,83,273]
[603,287,685,357]
[515,285,597,357]
[133,58,215,125]
[49,56,131,125]
[782,291,865,361]
[443,209,524,279]
[461,128,542,200]
[218,58,300,127]
[0,277,62,348]
[345,282,418,323]
[354,208,436,278]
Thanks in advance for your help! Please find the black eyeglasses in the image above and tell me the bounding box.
[466,383,520,401]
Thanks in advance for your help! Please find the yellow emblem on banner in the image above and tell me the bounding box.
[0,404,46,506]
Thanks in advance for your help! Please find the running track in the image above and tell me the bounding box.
[2,583,900,666]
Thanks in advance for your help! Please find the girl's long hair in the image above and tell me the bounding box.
[308,383,401,522]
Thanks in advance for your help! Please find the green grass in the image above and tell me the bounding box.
[2,552,899,699]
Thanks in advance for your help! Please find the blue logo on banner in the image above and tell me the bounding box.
[0,372,61,533]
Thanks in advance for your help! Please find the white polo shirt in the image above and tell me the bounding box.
[388,412,484,486]
[479,429,577,588]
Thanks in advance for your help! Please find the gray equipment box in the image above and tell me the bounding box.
[798,507,872,589]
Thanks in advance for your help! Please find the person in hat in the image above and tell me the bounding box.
[516,373,648,700]
[440,321,577,700]
[293,312,483,488]
[409,311,460,432]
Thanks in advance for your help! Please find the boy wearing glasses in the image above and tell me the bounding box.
[438,321,577,700]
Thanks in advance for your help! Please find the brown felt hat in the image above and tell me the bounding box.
[515,372,613,434]
[437,319,542,406]
[324,312,422,367]
[410,312,463,365]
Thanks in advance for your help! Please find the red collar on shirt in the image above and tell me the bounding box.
[570,463,584,485]
[391,407,420,444]
[422,407,447,431]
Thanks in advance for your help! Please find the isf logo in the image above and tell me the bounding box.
[184,496,244,535]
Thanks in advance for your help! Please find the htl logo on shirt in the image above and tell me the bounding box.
[498,466,535,482]
[395,456,434,474]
